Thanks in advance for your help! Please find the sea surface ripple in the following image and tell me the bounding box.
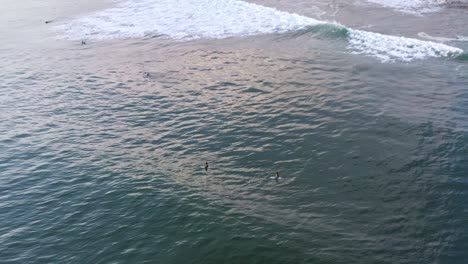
[1,36,467,263]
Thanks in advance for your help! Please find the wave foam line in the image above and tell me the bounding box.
[56,0,324,40]
[348,29,463,62]
[418,32,468,43]
[365,0,445,14]
[55,0,464,62]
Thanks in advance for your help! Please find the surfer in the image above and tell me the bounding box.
[81,40,86,45]
[205,162,209,171]
[275,171,280,180]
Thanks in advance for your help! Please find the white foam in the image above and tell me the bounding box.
[56,0,323,41]
[348,29,463,62]
[55,0,464,62]
[364,0,445,14]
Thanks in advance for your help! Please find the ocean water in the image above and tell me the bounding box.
[1,0,468,263]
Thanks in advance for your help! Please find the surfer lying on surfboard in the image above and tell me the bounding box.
[269,171,283,180]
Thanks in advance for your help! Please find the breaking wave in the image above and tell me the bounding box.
[55,0,464,62]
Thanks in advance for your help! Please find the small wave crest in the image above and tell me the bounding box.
[299,24,349,39]
[454,52,468,61]
[418,32,468,43]
[364,0,445,14]
[55,0,464,62]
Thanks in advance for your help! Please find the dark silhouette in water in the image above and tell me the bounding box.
[81,40,86,45]
[45,20,53,24]
[275,171,280,180]
[205,162,209,171]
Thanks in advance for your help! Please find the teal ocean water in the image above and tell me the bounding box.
[1,0,468,263]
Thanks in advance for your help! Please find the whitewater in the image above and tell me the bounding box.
[55,0,464,62]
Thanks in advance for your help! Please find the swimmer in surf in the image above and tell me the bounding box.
[205,162,209,171]
[275,171,280,180]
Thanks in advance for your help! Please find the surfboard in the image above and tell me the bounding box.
[269,177,283,180]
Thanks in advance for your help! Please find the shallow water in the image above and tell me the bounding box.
[1,1,468,263]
